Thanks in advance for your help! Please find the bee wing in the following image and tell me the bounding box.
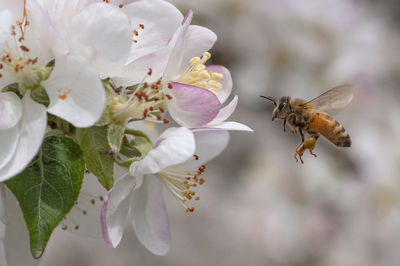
[306,85,354,115]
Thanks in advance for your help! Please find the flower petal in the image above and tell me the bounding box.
[0,126,19,171]
[192,130,230,165]
[43,55,106,128]
[208,95,238,125]
[137,127,195,174]
[113,47,170,86]
[123,0,183,63]
[4,188,41,265]
[198,121,253,132]
[131,174,170,255]
[101,173,135,248]
[70,3,132,77]
[0,94,46,182]
[177,25,217,75]
[0,9,12,52]
[168,82,221,127]
[163,10,193,81]
[206,65,232,104]
[0,92,23,130]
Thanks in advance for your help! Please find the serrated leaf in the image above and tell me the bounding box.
[107,123,126,152]
[5,136,85,259]
[76,126,114,190]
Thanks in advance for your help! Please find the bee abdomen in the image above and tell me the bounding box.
[308,113,351,147]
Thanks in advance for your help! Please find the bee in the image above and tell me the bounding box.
[261,85,353,163]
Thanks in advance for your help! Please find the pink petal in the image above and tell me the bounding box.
[208,95,238,125]
[168,82,221,127]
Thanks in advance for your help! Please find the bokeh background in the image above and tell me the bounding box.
[41,0,400,265]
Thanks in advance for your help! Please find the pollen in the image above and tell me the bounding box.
[177,52,223,95]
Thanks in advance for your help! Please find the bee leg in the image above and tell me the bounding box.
[294,129,305,163]
[283,119,286,132]
[304,135,319,158]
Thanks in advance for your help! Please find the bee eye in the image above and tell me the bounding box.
[279,102,287,110]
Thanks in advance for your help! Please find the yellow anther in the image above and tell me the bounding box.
[202,52,211,60]
[195,64,206,71]
[199,70,211,79]
[190,57,201,65]
[196,81,208,88]
[211,72,223,79]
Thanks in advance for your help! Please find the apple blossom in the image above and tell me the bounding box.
[101,127,229,254]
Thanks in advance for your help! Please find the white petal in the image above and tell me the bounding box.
[70,3,132,77]
[4,188,41,265]
[177,130,229,169]
[163,10,193,81]
[124,0,183,63]
[0,9,12,52]
[101,173,135,248]
[200,121,253,132]
[0,95,46,182]
[206,65,232,104]
[113,47,170,86]
[208,95,238,125]
[63,173,107,238]
[177,25,217,75]
[0,126,19,171]
[137,127,195,174]
[0,92,23,130]
[131,174,170,255]
[43,55,105,128]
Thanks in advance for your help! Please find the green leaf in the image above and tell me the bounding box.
[76,126,114,190]
[131,136,152,156]
[107,123,126,152]
[5,136,85,259]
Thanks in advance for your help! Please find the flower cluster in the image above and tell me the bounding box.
[0,0,251,262]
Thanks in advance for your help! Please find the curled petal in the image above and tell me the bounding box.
[206,65,232,104]
[101,174,135,248]
[137,127,195,174]
[168,82,221,127]
[0,126,18,171]
[43,55,106,128]
[199,122,253,132]
[0,92,23,130]
[208,95,238,125]
[131,175,170,255]
[0,9,12,52]
[0,95,46,182]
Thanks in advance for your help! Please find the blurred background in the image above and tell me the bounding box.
[41,0,400,265]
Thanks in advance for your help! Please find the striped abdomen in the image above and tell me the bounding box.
[307,112,351,147]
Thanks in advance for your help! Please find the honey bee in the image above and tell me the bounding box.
[261,85,353,163]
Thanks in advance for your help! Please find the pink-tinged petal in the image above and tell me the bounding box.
[63,173,107,238]
[138,127,195,174]
[101,173,135,248]
[70,3,132,77]
[177,25,217,75]
[0,92,22,130]
[113,47,170,86]
[168,82,221,127]
[0,9,12,52]
[206,65,232,104]
[43,55,106,128]
[0,95,46,182]
[4,188,41,265]
[163,11,193,81]
[129,162,144,190]
[198,121,253,132]
[208,95,238,125]
[123,0,182,63]
[131,175,170,255]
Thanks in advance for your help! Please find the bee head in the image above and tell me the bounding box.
[272,96,291,121]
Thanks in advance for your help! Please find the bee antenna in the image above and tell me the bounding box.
[260,95,277,106]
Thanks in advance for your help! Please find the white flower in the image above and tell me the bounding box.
[101,127,229,254]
